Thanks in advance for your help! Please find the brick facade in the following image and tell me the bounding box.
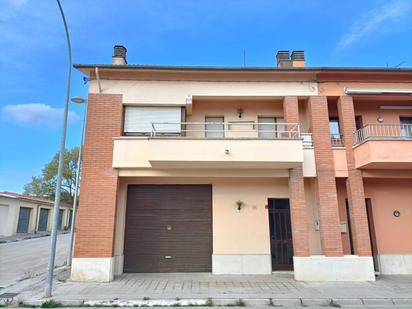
[283,96,310,256]
[74,93,123,258]
[337,96,372,256]
[308,96,343,256]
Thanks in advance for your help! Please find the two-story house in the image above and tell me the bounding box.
[71,46,412,282]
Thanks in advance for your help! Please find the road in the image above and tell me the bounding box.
[0,233,70,288]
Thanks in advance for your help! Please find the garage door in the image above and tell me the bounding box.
[38,208,49,232]
[17,207,31,233]
[124,184,212,273]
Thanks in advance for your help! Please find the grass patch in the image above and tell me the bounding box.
[40,300,64,308]
[226,299,246,307]
[205,298,214,307]
[329,300,341,308]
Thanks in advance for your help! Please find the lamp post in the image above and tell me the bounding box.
[45,0,72,297]
[67,97,88,267]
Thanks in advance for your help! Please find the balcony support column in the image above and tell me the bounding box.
[283,96,310,256]
[308,96,343,256]
[337,96,372,256]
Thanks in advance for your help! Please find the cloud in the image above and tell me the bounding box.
[1,103,79,128]
[337,0,411,50]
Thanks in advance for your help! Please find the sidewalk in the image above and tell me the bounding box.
[2,268,412,307]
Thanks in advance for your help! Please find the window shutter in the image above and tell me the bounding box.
[124,106,182,134]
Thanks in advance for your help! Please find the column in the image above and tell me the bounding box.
[283,96,310,256]
[72,93,123,282]
[337,96,372,256]
[308,96,343,256]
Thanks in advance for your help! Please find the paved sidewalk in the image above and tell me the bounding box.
[2,269,412,307]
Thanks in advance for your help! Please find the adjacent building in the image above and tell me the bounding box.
[71,46,412,282]
[0,192,72,237]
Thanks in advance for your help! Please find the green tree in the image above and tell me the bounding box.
[23,147,80,204]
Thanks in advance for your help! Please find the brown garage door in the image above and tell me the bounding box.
[124,184,212,273]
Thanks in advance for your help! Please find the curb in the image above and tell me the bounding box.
[16,297,412,307]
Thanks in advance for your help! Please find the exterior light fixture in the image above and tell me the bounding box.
[393,210,401,217]
[377,116,384,123]
[225,149,230,155]
[237,108,244,118]
[236,200,244,211]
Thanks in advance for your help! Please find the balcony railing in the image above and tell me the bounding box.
[354,124,412,144]
[149,122,301,139]
[331,134,344,147]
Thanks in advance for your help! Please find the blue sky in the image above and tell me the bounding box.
[0,0,411,193]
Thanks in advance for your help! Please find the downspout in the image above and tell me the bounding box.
[95,67,102,93]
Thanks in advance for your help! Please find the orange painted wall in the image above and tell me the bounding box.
[364,178,412,254]
[354,102,412,126]
[336,178,351,255]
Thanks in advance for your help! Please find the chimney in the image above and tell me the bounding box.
[291,50,305,67]
[276,51,291,68]
[112,45,127,65]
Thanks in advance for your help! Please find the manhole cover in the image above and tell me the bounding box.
[0,293,18,299]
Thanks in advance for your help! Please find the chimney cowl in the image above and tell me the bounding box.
[291,50,304,60]
[112,45,127,65]
[291,50,305,67]
[276,50,291,68]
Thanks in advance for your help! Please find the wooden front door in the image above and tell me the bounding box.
[268,199,293,270]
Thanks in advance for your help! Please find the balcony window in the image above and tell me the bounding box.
[329,117,343,146]
[124,106,182,135]
[205,116,224,138]
[400,117,412,137]
[258,117,285,138]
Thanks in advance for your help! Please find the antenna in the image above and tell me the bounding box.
[243,49,246,67]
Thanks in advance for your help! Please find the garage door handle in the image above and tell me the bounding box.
[165,255,172,259]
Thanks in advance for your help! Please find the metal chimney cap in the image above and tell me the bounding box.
[113,45,127,57]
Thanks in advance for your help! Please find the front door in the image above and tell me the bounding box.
[268,199,293,270]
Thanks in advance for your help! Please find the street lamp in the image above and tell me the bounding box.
[67,97,88,267]
[45,0,72,297]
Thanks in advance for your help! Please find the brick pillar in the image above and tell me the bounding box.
[283,96,310,256]
[74,93,123,259]
[337,96,372,256]
[308,96,343,256]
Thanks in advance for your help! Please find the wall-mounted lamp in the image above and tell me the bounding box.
[225,149,230,155]
[237,108,244,118]
[236,200,244,211]
[377,116,384,123]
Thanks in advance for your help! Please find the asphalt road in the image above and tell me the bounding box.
[0,233,70,288]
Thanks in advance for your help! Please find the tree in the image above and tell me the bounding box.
[23,147,80,204]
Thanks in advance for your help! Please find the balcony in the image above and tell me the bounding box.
[113,122,313,170]
[354,124,412,169]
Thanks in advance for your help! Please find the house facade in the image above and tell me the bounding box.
[71,46,412,282]
[0,192,72,237]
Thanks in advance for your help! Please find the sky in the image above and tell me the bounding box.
[0,0,411,193]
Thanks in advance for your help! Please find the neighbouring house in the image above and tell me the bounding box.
[0,192,73,237]
[71,46,412,282]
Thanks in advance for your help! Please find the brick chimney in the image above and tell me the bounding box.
[276,50,305,68]
[291,50,305,67]
[276,51,291,68]
[112,45,127,65]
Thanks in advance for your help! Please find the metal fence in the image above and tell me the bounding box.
[149,122,302,139]
[354,124,412,144]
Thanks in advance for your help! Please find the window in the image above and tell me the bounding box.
[258,117,284,138]
[329,117,341,139]
[124,106,182,134]
[205,117,224,138]
[400,117,412,137]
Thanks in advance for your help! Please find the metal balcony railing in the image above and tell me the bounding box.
[354,124,412,144]
[149,122,301,139]
[331,134,344,147]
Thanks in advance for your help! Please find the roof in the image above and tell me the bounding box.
[73,63,412,72]
[0,191,71,208]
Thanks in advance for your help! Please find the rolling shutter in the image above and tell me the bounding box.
[124,106,182,134]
